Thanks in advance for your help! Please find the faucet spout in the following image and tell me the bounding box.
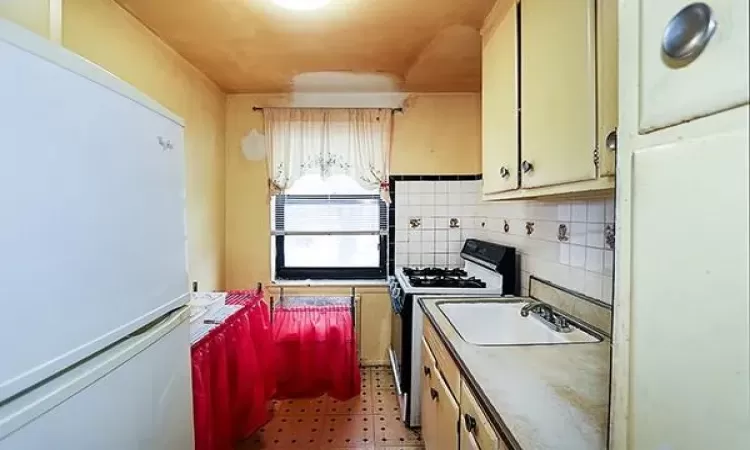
[520,300,544,317]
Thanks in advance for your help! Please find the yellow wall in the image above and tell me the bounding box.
[393,94,482,174]
[61,0,227,290]
[0,0,52,38]
[224,92,481,289]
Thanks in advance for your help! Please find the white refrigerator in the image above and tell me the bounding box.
[0,19,194,449]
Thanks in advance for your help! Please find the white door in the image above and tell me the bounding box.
[0,34,188,402]
[639,0,749,132]
[628,115,749,450]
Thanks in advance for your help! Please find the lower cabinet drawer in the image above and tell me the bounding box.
[460,382,507,450]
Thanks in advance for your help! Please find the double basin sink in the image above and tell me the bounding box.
[437,300,600,345]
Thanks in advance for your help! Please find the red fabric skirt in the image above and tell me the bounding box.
[192,291,273,450]
[273,305,360,400]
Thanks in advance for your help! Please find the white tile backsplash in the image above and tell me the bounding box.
[569,222,587,246]
[469,196,615,304]
[585,247,604,273]
[558,243,570,265]
[392,179,614,304]
[586,200,605,223]
[604,197,616,223]
[571,201,588,222]
[585,223,604,248]
[557,203,572,221]
[570,245,586,268]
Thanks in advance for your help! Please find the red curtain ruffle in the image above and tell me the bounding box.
[192,291,273,450]
[273,305,360,401]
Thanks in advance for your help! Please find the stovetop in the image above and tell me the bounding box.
[401,267,487,289]
[402,267,467,278]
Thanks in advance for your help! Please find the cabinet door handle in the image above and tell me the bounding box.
[464,414,477,433]
[423,366,431,377]
[499,166,511,178]
[430,388,439,401]
[606,129,618,151]
[662,3,717,66]
[521,160,534,174]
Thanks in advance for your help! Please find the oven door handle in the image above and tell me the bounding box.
[388,347,404,398]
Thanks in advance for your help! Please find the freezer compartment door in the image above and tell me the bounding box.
[0,308,193,450]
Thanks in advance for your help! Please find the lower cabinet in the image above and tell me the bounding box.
[421,338,439,450]
[460,383,508,450]
[422,320,504,450]
[435,370,460,450]
[460,425,482,450]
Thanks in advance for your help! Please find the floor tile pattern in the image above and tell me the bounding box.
[238,367,423,450]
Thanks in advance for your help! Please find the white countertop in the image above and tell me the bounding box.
[419,296,611,450]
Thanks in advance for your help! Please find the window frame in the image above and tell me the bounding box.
[273,194,388,281]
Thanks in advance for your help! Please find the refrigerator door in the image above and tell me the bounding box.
[0,21,188,402]
[0,307,193,450]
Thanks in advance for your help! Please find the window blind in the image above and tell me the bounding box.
[272,194,388,236]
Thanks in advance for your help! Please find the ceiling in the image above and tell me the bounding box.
[115,0,497,93]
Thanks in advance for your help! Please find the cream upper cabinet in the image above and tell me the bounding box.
[638,0,749,133]
[480,0,617,200]
[482,1,519,195]
[597,0,618,177]
[520,0,597,188]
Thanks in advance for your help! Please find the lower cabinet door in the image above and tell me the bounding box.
[420,339,438,449]
[460,426,482,450]
[460,382,506,450]
[435,371,459,450]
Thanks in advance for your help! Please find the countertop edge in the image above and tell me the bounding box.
[418,296,524,450]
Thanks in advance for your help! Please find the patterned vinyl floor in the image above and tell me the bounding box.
[237,367,424,450]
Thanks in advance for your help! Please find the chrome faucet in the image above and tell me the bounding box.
[520,300,550,317]
[520,300,572,333]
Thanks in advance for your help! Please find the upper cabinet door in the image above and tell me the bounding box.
[482,2,519,195]
[597,0,618,177]
[520,0,598,188]
[639,0,749,132]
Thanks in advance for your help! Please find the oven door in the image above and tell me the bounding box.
[388,278,408,422]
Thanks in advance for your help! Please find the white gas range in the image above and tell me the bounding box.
[387,239,517,427]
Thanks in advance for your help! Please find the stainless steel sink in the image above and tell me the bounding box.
[437,301,601,345]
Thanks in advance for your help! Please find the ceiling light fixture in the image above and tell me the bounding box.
[272,0,331,11]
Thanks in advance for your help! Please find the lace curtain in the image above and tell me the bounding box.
[263,108,393,201]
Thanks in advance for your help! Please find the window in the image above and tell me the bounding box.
[272,175,388,280]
